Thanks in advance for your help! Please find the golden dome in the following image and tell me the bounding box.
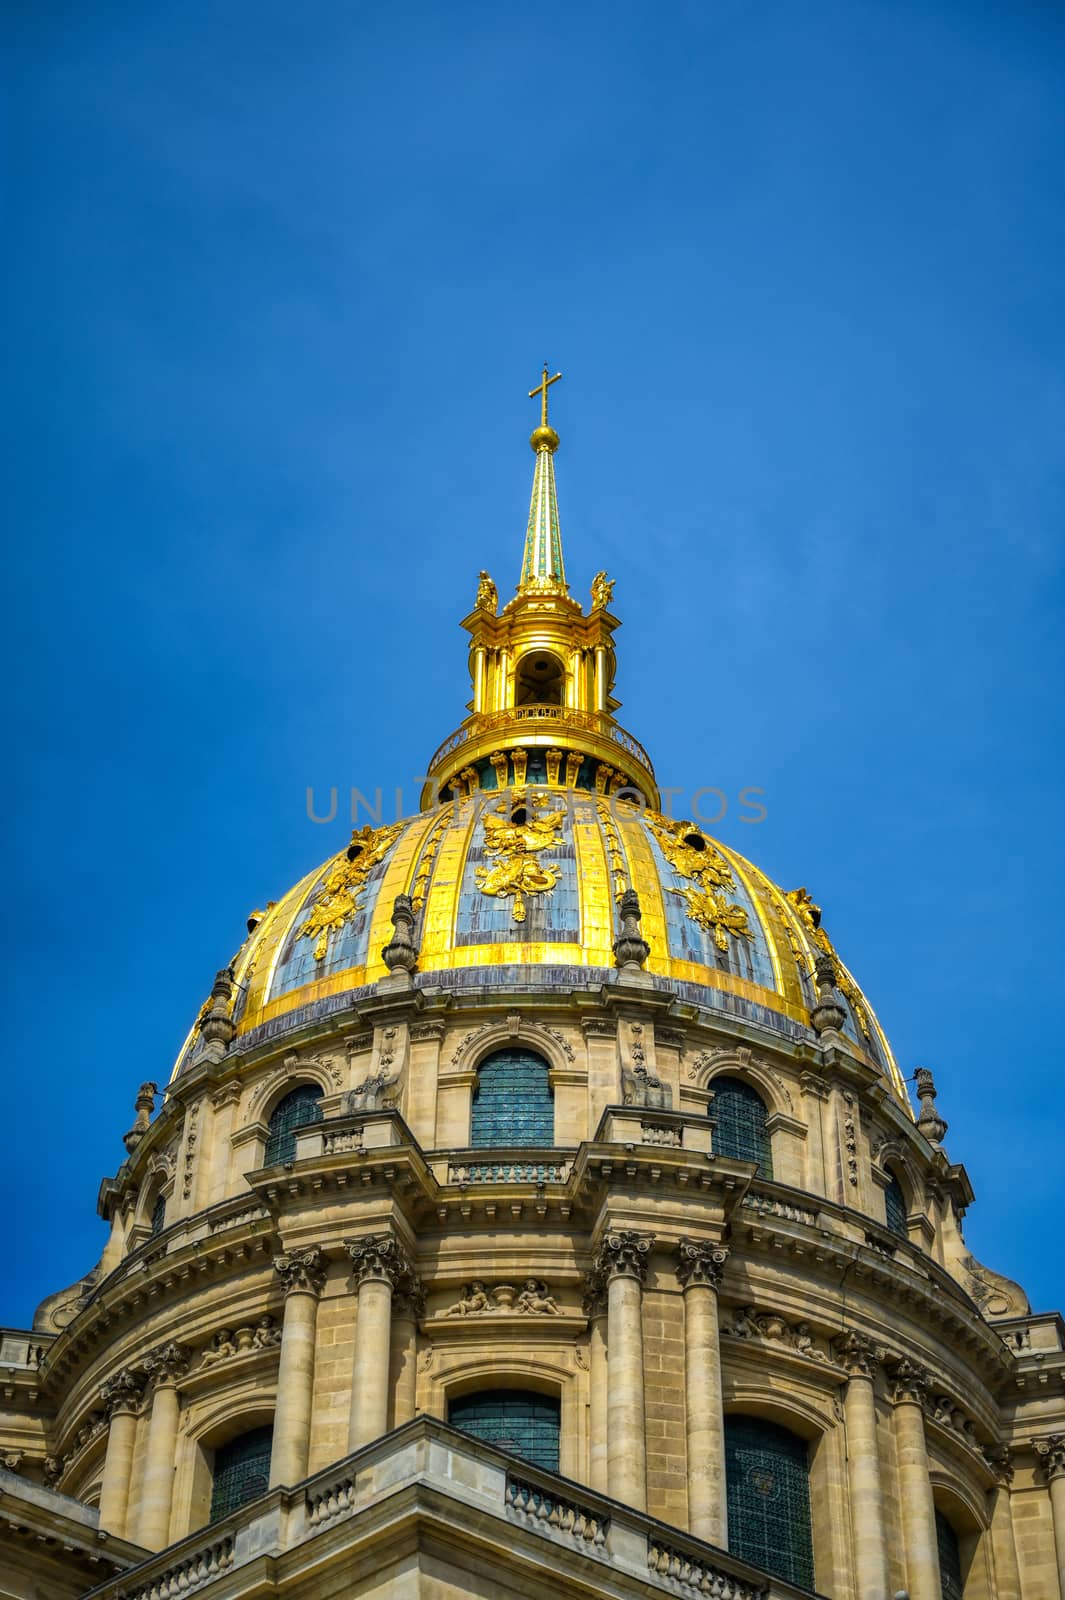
[173,370,904,1104]
[173,796,904,1101]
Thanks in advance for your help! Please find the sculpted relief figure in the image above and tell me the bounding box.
[516,1279,560,1315]
[446,1282,491,1317]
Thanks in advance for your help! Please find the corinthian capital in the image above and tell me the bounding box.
[888,1356,932,1406]
[1034,1434,1065,1481]
[592,1229,655,1286]
[832,1330,882,1380]
[675,1239,729,1291]
[99,1367,147,1416]
[345,1233,414,1291]
[273,1247,328,1298]
[142,1341,190,1387]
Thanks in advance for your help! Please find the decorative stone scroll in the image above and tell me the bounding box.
[142,1341,191,1387]
[1033,1435,1065,1482]
[591,1230,655,1286]
[274,1247,328,1298]
[675,1239,729,1291]
[99,1367,147,1415]
[346,1233,416,1294]
[831,1330,882,1378]
[888,1356,932,1405]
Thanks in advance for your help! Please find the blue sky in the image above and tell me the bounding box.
[6,0,1063,1324]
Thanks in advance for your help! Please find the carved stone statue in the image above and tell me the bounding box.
[199,1329,237,1369]
[251,1314,281,1349]
[515,1279,560,1315]
[445,1282,491,1317]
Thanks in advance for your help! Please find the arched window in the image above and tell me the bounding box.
[209,1425,273,1522]
[471,1048,553,1147]
[936,1508,964,1600]
[515,652,563,706]
[724,1415,813,1590]
[449,1389,560,1472]
[710,1077,773,1178]
[148,1192,167,1238]
[264,1085,323,1166]
[884,1170,909,1239]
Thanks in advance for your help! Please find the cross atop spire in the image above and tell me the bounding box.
[529,363,562,430]
[520,362,567,592]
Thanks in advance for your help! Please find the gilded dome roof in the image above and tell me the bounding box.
[174,374,905,1103]
[173,795,904,1100]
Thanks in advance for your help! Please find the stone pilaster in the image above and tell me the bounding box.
[889,1358,939,1600]
[582,1275,609,1494]
[833,1331,888,1600]
[270,1248,327,1486]
[1034,1435,1065,1600]
[97,1368,146,1540]
[132,1343,189,1551]
[346,1234,416,1449]
[983,1445,1021,1600]
[675,1240,728,1545]
[592,1229,654,1511]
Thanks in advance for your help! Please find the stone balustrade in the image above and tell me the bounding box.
[81,1418,822,1600]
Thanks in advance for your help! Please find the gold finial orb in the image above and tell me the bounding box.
[529,424,560,453]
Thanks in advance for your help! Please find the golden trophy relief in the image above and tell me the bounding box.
[475,794,565,923]
[672,885,753,952]
[298,821,405,961]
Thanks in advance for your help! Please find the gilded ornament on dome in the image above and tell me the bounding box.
[783,886,873,1040]
[475,570,497,613]
[647,815,752,952]
[474,792,564,923]
[647,817,736,890]
[298,821,406,960]
[675,884,753,952]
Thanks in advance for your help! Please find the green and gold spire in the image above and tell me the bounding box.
[519,364,568,594]
[419,368,659,811]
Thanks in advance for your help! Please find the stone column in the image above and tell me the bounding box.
[833,1332,889,1600]
[97,1369,146,1539]
[133,1343,190,1551]
[347,1234,415,1449]
[676,1240,729,1545]
[270,1247,327,1487]
[583,1278,609,1493]
[389,1285,422,1430]
[984,1446,1021,1600]
[890,1360,940,1600]
[592,1229,654,1511]
[1034,1435,1065,1600]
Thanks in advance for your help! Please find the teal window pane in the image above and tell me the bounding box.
[711,1077,773,1179]
[937,1509,964,1600]
[725,1416,813,1590]
[148,1193,166,1237]
[210,1425,273,1522]
[471,1048,553,1148]
[884,1172,908,1239]
[449,1389,560,1471]
[265,1085,323,1165]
